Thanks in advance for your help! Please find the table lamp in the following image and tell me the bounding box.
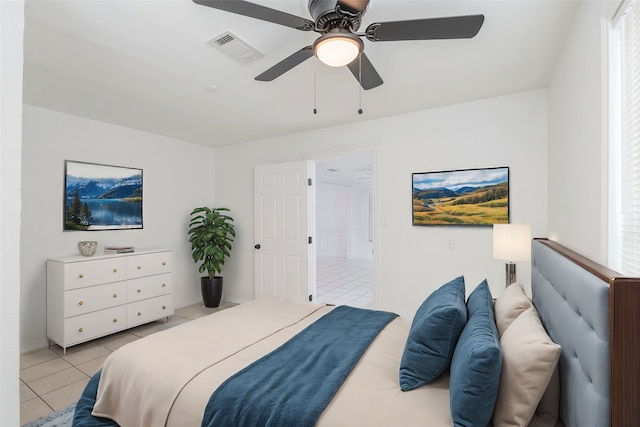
[493,224,531,286]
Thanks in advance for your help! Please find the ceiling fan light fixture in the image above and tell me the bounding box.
[313,31,363,67]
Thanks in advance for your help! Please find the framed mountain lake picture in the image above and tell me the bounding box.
[64,160,143,231]
[412,166,509,226]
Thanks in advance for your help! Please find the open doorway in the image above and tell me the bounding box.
[314,153,374,308]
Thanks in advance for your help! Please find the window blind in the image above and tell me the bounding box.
[620,1,640,275]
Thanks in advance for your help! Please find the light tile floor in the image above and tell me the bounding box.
[19,301,236,426]
[315,256,374,309]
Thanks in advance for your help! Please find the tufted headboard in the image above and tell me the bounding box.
[531,238,640,427]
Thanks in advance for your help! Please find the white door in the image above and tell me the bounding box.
[254,161,315,301]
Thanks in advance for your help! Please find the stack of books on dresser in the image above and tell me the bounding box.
[104,246,135,254]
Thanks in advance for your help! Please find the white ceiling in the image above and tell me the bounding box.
[316,153,373,187]
[22,0,579,148]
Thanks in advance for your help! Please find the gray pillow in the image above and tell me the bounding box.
[494,282,532,337]
[492,307,561,426]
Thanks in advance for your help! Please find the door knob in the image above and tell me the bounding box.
[254,244,261,249]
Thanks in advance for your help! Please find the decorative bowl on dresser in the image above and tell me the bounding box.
[46,248,173,353]
[77,240,98,257]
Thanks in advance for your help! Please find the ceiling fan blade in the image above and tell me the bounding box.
[365,14,485,42]
[255,46,314,82]
[336,0,370,14]
[346,52,383,90]
[193,0,315,31]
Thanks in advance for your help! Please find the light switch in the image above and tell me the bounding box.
[446,237,455,249]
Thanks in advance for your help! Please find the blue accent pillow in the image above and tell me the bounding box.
[399,276,467,391]
[450,280,502,427]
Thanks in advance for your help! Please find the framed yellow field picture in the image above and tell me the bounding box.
[412,166,509,226]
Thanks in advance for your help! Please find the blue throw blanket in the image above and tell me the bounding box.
[201,305,398,427]
[72,370,118,427]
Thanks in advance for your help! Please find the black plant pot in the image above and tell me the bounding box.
[201,276,223,308]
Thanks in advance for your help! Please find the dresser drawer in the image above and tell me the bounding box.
[127,273,172,303]
[64,258,127,290]
[127,295,174,328]
[126,252,172,279]
[64,282,126,318]
[64,306,127,346]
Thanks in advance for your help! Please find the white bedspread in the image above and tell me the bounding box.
[93,297,453,427]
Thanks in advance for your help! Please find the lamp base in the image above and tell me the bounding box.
[505,262,517,286]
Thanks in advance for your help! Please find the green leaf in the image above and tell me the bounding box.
[190,207,210,215]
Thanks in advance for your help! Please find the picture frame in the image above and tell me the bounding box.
[64,160,143,231]
[412,166,509,226]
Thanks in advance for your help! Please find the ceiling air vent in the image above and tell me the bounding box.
[207,31,263,64]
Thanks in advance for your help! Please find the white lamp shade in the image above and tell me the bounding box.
[493,224,531,262]
[315,37,361,67]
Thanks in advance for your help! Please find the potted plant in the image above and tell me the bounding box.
[188,207,235,307]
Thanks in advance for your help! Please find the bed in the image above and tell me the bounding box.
[72,238,640,427]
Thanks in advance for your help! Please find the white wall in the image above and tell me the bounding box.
[21,106,217,352]
[547,0,619,263]
[317,182,350,257]
[215,90,548,319]
[316,181,373,260]
[1,1,24,424]
[349,186,373,260]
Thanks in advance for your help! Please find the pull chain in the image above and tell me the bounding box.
[358,54,363,115]
[313,56,318,114]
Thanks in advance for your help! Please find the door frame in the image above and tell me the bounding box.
[303,143,380,307]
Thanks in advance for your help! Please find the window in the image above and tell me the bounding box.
[610,0,640,275]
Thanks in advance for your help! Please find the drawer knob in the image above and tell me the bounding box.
[113,293,117,298]
[137,265,141,270]
[78,301,83,306]
[113,268,118,273]
[78,327,83,333]
[79,274,84,279]
[162,305,167,310]
[113,318,118,323]
[137,289,141,293]
[162,261,166,266]
[137,312,142,316]
[162,283,166,288]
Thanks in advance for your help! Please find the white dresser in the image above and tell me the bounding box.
[47,248,174,352]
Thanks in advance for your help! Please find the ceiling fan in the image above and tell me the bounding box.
[193,0,484,90]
